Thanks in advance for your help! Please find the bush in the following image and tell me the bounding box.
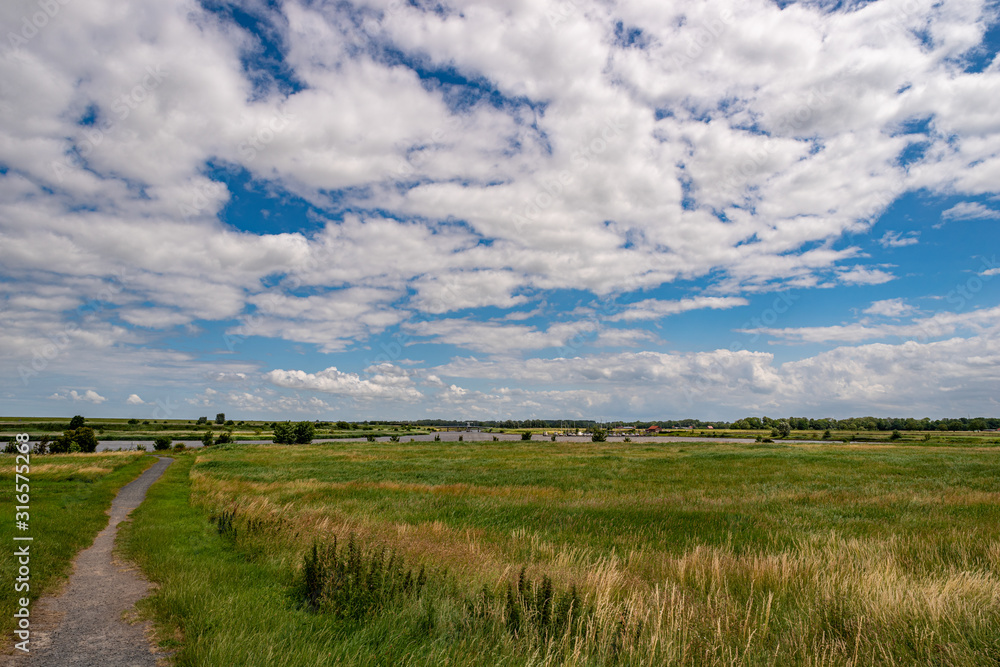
[201,431,214,447]
[173,443,186,452]
[153,435,172,451]
[458,435,463,442]
[69,415,86,429]
[215,432,233,444]
[51,427,99,453]
[551,435,556,442]
[128,418,140,425]
[389,435,400,443]
[493,436,498,441]
[273,421,315,445]
[623,437,631,443]
[136,443,147,452]
[521,431,532,441]
[890,430,902,440]
[197,416,208,424]
[591,428,607,442]
[822,429,831,440]
[365,435,376,442]
[215,413,226,424]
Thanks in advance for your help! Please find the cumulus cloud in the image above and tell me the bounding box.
[878,231,920,248]
[610,296,749,322]
[125,394,145,405]
[941,202,1000,221]
[1,0,998,418]
[61,389,107,404]
[264,364,423,402]
[863,298,917,318]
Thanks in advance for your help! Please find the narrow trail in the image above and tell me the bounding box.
[6,456,173,667]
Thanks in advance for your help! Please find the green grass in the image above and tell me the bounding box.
[124,441,1000,665]
[0,452,155,637]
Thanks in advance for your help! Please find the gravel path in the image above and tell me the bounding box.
[5,457,173,667]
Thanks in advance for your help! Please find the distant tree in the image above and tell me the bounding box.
[52,427,99,453]
[74,427,99,452]
[273,422,295,444]
[773,420,791,438]
[197,416,208,424]
[153,435,172,451]
[215,413,226,425]
[225,420,235,427]
[69,415,86,429]
[128,418,140,425]
[336,421,350,430]
[294,421,315,444]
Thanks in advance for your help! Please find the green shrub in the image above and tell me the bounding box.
[153,435,172,451]
[521,431,532,441]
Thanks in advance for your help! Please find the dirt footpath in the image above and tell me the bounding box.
[4,456,173,667]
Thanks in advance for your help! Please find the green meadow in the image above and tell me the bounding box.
[0,452,154,639]
[117,439,1000,665]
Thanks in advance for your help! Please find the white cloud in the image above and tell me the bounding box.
[741,304,1000,344]
[125,394,145,405]
[609,296,749,322]
[68,389,107,404]
[878,231,920,248]
[863,298,917,318]
[838,267,895,285]
[941,202,1000,221]
[264,364,423,402]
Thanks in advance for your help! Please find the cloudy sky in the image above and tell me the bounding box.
[2,0,999,421]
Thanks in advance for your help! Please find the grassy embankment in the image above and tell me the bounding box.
[120,440,1000,665]
[0,452,155,640]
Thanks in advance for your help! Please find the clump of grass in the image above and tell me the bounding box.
[297,534,426,619]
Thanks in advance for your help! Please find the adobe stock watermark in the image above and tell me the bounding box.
[16,268,133,386]
[5,0,72,54]
[237,108,295,162]
[49,65,169,183]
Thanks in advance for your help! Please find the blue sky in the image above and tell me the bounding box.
[1,0,999,421]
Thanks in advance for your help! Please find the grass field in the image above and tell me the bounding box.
[0,452,155,639]
[117,440,1000,665]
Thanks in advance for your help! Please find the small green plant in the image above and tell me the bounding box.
[493,436,498,441]
[923,433,932,441]
[623,437,631,442]
[434,434,441,441]
[136,443,147,452]
[173,442,186,452]
[365,435,376,442]
[551,434,556,442]
[296,534,426,619]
